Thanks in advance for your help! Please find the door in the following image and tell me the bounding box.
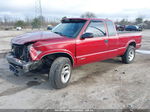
[106,21,119,57]
[76,20,109,65]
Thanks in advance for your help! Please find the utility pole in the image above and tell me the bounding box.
[35,0,43,29]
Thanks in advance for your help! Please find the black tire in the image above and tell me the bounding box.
[49,57,72,89]
[122,46,135,64]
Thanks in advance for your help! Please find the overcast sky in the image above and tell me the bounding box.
[0,0,150,20]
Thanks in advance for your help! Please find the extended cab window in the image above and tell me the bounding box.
[85,21,106,37]
[106,21,117,36]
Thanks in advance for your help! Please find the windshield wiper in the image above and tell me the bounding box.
[54,31,71,37]
[54,32,63,36]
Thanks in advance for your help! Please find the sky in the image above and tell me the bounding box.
[0,0,150,21]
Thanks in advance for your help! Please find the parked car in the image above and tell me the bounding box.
[7,18,142,89]
[116,25,125,31]
[47,25,53,30]
[16,27,22,31]
[125,25,142,31]
[4,27,13,30]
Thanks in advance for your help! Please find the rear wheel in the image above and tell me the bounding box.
[122,46,135,64]
[49,57,72,89]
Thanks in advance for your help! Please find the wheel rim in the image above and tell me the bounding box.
[128,49,135,61]
[61,64,71,84]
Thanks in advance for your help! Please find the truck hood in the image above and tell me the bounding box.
[11,31,67,45]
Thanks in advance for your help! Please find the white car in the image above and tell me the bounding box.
[16,27,22,31]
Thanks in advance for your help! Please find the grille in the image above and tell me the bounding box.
[12,44,24,58]
[12,44,30,62]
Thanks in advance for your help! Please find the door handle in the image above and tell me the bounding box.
[104,39,109,43]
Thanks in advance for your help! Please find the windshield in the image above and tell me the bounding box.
[52,21,86,38]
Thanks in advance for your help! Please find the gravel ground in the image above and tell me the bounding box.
[0,30,149,109]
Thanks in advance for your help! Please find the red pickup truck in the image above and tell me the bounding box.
[7,18,142,89]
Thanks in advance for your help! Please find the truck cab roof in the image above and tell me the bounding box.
[62,18,112,22]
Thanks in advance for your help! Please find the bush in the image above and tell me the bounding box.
[15,20,25,28]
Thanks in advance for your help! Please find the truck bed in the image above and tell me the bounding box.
[117,31,142,34]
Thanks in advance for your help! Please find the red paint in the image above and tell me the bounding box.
[12,18,142,67]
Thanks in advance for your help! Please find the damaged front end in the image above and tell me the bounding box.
[6,43,42,76]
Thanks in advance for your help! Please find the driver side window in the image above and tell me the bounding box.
[85,21,106,37]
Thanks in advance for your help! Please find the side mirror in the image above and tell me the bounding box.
[81,33,94,39]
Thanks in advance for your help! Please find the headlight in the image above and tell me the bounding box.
[28,44,41,60]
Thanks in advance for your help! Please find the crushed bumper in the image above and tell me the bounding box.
[6,53,41,76]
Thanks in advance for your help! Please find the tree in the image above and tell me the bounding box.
[25,17,31,27]
[3,16,11,26]
[144,20,150,29]
[61,16,67,20]
[116,19,132,25]
[119,19,126,25]
[135,17,143,24]
[15,20,25,28]
[81,12,96,18]
[0,17,2,24]
[31,16,45,29]
[31,17,41,29]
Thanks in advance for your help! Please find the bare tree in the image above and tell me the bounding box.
[25,16,32,27]
[115,19,133,25]
[0,17,2,24]
[3,16,9,25]
[135,17,143,24]
[80,12,96,18]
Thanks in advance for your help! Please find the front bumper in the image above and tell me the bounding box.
[6,53,40,76]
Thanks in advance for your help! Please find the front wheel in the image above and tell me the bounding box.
[49,57,72,89]
[122,46,135,64]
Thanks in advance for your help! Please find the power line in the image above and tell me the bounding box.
[35,0,43,29]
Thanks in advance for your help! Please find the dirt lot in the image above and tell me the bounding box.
[0,30,149,109]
